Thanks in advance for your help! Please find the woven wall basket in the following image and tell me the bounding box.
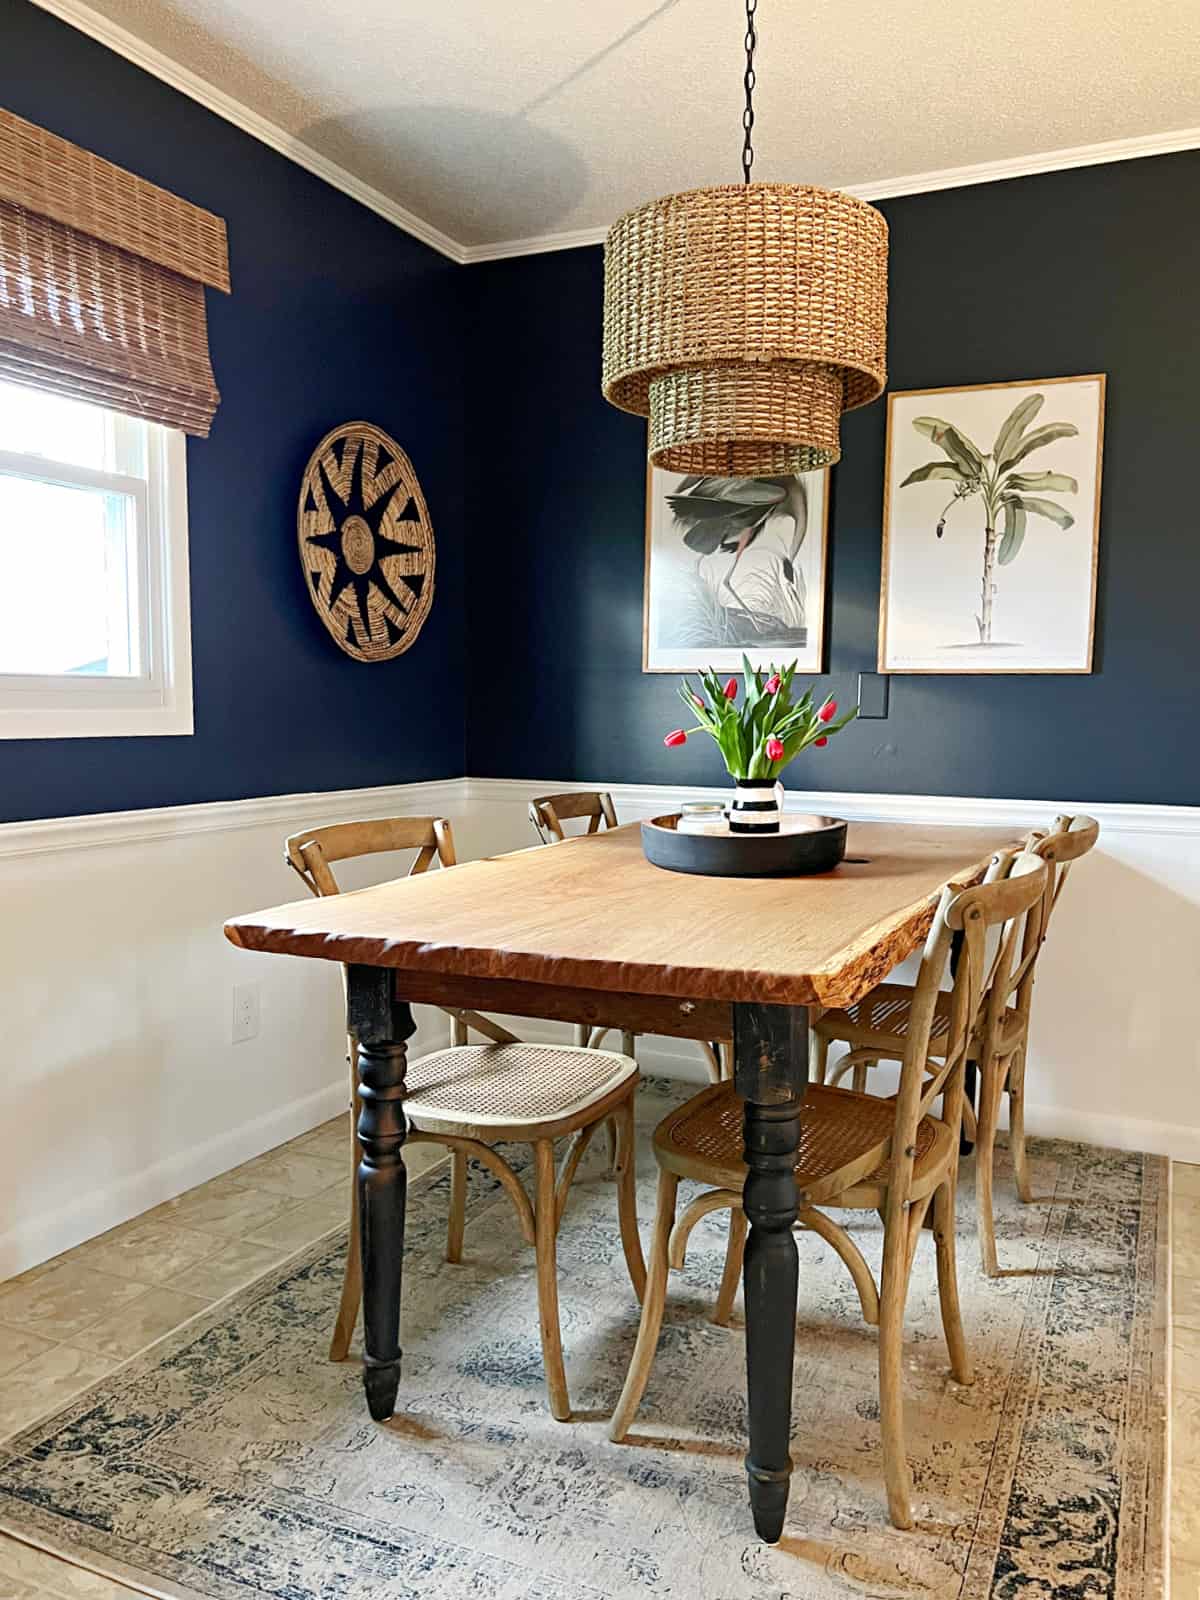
[297,421,435,663]
[602,182,889,475]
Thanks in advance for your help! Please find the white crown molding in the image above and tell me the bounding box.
[26,0,1200,269]
[460,225,617,265]
[843,124,1200,205]
[28,0,469,264]
[460,124,1200,263]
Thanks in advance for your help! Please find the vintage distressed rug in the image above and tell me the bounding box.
[0,1081,1167,1599]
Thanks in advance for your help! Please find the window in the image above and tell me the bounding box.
[0,379,192,738]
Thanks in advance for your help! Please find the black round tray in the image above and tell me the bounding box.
[641,813,848,878]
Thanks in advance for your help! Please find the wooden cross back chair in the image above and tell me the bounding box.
[814,813,1099,1275]
[528,791,733,1084]
[974,812,1100,1272]
[608,849,1048,1530]
[284,814,646,1421]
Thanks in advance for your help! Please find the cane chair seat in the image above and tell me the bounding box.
[608,850,1049,1530]
[282,812,647,1422]
[654,1080,953,1206]
[819,983,1025,1061]
[407,1044,638,1133]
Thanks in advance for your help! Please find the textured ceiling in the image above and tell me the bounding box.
[61,0,1200,247]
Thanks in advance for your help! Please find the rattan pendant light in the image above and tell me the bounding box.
[602,0,889,476]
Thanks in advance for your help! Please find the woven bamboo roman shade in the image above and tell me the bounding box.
[0,109,229,436]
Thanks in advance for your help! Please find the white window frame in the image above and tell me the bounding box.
[0,424,193,739]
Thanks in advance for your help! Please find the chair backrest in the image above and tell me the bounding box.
[1028,813,1100,931]
[283,815,518,1048]
[883,850,1048,1209]
[285,815,457,896]
[1008,813,1100,1014]
[528,790,618,844]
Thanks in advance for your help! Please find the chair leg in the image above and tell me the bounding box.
[329,1064,362,1363]
[609,1168,679,1441]
[613,1097,646,1302]
[974,1056,1003,1278]
[712,1207,747,1326]
[851,1057,875,1094]
[811,1030,830,1086]
[1008,1048,1034,1204]
[446,1147,468,1264]
[877,1216,915,1530]
[532,1139,571,1421]
[932,1178,972,1384]
[604,1116,620,1180]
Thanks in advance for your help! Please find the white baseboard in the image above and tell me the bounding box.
[0,1077,347,1280]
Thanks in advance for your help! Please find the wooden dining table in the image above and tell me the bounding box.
[224,817,1018,1543]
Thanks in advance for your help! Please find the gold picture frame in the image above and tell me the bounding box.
[878,374,1105,674]
[642,459,831,674]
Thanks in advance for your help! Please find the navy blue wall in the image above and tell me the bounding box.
[1,0,465,822]
[6,0,1197,818]
[464,154,1200,805]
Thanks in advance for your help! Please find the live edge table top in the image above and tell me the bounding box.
[224,821,1020,1011]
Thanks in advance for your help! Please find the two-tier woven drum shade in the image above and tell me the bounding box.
[602,182,888,476]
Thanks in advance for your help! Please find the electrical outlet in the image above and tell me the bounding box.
[232,982,260,1043]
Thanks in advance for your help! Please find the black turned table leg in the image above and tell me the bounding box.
[733,1002,808,1545]
[347,964,416,1422]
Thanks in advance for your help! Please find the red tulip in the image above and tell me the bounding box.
[689,692,705,710]
[814,736,828,747]
[723,677,738,700]
[817,698,837,723]
[765,736,785,761]
[764,673,781,695]
[664,729,687,748]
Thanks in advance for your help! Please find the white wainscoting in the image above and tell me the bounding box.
[3,775,1197,1277]
[466,779,1200,1167]
[0,780,466,1278]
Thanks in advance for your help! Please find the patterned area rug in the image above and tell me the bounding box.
[0,1081,1167,1599]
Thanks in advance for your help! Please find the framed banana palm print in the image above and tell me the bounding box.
[643,465,830,673]
[879,374,1105,673]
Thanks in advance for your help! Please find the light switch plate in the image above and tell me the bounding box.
[857,672,889,719]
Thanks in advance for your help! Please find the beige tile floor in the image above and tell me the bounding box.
[0,1130,1191,1596]
[0,1114,446,1600]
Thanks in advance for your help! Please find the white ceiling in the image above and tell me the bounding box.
[52,0,1200,251]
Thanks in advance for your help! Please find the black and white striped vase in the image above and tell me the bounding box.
[727,778,782,834]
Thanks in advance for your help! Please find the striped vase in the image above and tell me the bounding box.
[728,779,782,834]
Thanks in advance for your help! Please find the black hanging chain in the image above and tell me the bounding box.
[741,0,758,183]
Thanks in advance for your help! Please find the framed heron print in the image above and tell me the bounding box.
[879,375,1105,674]
[643,465,830,673]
